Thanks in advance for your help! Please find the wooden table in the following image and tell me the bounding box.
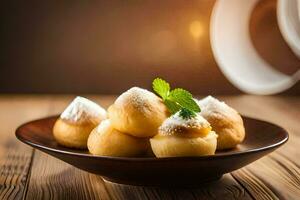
[0,95,299,200]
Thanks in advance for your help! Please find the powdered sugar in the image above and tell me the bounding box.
[114,87,159,111]
[61,96,106,123]
[197,96,233,117]
[159,112,210,135]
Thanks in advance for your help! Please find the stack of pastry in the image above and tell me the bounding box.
[53,87,170,157]
[53,88,245,157]
[88,87,169,157]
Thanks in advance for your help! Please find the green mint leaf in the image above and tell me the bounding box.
[164,99,181,114]
[152,77,201,116]
[152,78,170,100]
[179,108,196,119]
[168,88,201,113]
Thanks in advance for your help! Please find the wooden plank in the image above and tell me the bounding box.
[232,152,300,200]
[26,150,111,200]
[104,174,252,200]
[222,96,300,200]
[25,96,112,200]
[0,96,51,200]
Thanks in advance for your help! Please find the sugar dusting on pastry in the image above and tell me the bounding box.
[60,96,106,123]
[197,96,236,116]
[114,87,157,112]
[197,96,245,150]
[159,112,210,136]
[108,86,169,138]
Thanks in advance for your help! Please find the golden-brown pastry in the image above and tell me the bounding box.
[53,96,107,149]
[197,96,245,150]
[87,119,149,157]
[108,87,169,138]
[150,112,217,157]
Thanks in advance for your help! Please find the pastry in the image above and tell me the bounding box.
[53,96,107,149]
[197,96,245,150]
[150,112,217,157]
[88,119,149,157]
[108,87,169,138]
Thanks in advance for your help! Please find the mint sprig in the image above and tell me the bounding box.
[152,78,170,100]
[152,78,201,118]
[168,88,200,113]
[179,108,197,119]
[164,99,182,114]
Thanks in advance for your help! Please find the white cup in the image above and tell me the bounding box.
[210,0,300,95]
[277,0,300,58]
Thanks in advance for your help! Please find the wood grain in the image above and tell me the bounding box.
[0,96,50,200]
[104,174,252,200]
[221,96,300,200]
[26,151,111,200]
[1,95,299,199]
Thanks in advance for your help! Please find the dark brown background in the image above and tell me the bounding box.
[0,0,299,95]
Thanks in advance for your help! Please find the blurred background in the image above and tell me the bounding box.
[0,0,299,95]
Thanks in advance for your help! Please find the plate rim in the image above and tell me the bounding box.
[15,115,289,162]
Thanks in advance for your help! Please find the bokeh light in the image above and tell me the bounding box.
[190,20,204,39]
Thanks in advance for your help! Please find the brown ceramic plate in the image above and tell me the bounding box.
[16,115,288,187]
